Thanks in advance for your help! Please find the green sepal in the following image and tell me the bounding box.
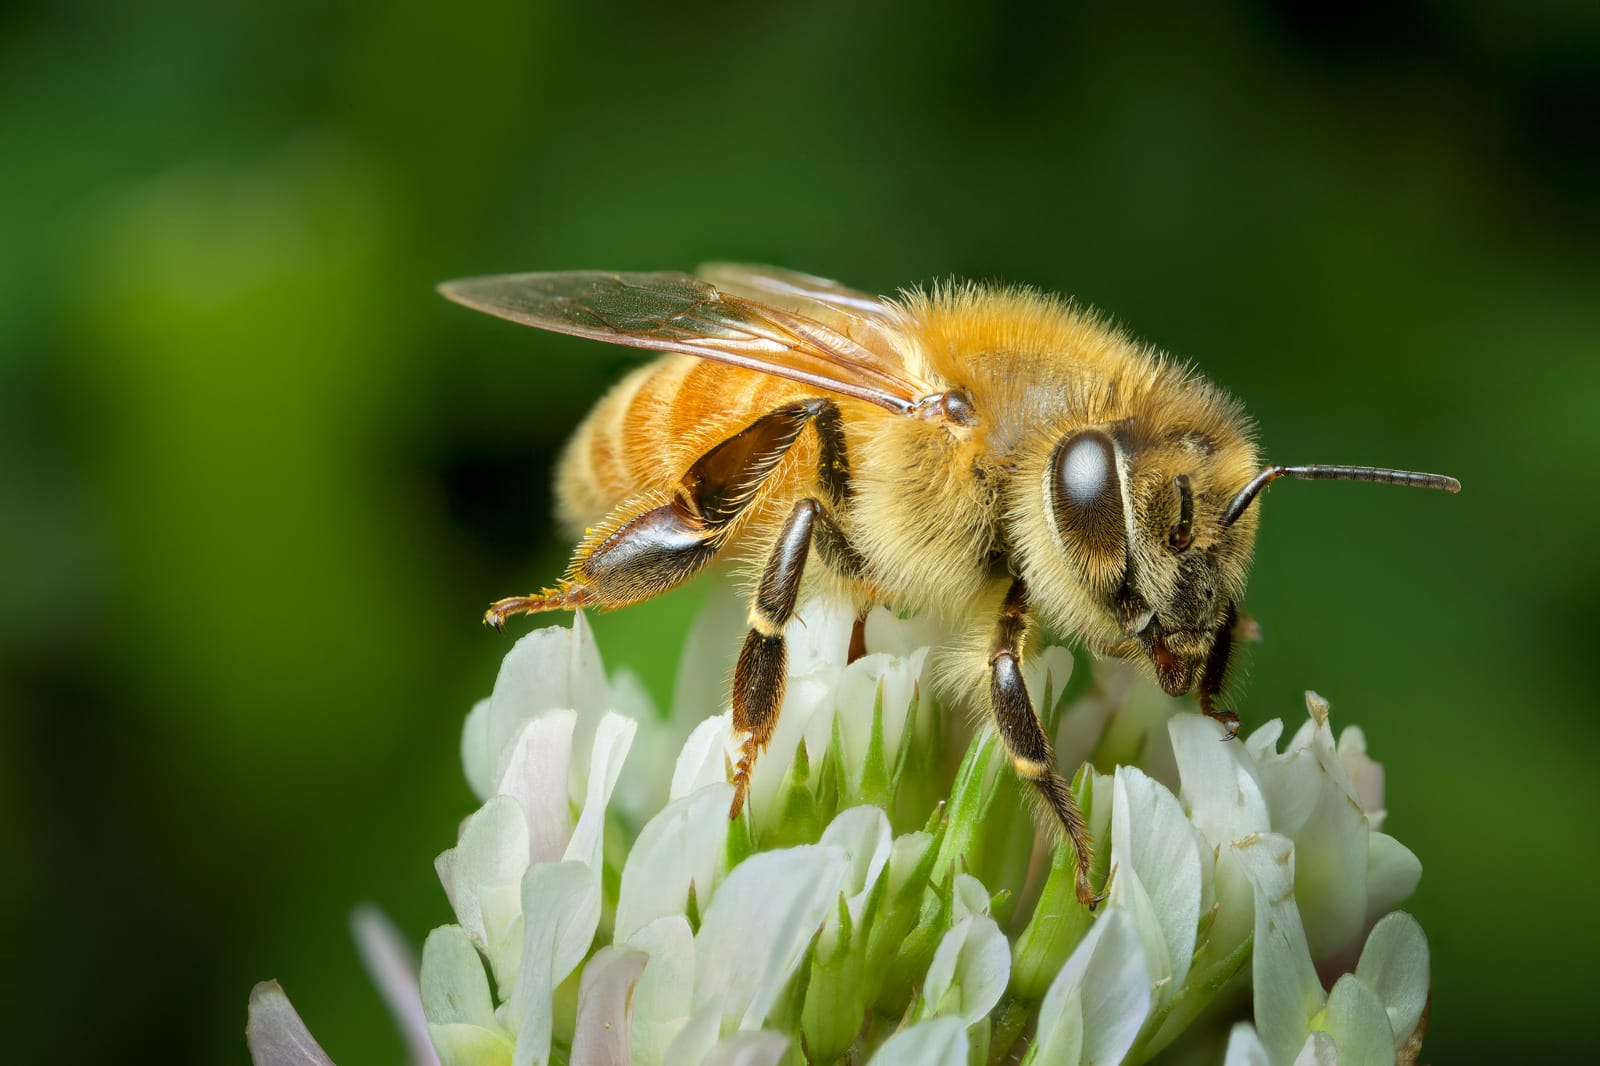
[858,679,892,812]
[762,740,822,849]
[801,892,869,1063]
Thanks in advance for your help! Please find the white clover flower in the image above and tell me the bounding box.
[248,592,1432,1066]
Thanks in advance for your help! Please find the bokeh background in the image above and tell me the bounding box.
[3,1,1596,1062]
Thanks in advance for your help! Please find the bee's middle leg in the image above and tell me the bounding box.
[989,577,1099,907]
[729,496,850,819]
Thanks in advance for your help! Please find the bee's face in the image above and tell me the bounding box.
[1024,421,1259,696]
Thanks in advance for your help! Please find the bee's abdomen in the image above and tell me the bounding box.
[554,356,812,534]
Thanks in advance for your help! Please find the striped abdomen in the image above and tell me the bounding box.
[554,355,820,536]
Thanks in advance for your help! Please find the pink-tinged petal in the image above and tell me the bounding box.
[351,906,437,1066]
[569,946,649,1066]
[866,1016,967,1066]
[246,981,335,1066]
[627,916,696,1066]
[701,1031,790,1066]
[495,711,577,866]
[615,784,735,943]
[1336,725,1387,828]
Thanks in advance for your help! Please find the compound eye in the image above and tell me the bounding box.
[1051,429,1125,553]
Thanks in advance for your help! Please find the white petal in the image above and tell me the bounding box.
[1291,1031,1338,1066]
[922,914,1010,1024]
[866,1016,967,1066]
[1222,1022,1270,1066]
[485,614,610,800]
[1232,833,1325,1064]
[1355,911,1430,1046]
[787,596,856,673]
[744,670,835,822]
[246,981,336,1066]
[1364,833,1422,922]
[671,712,735,802]
[693,844,850,1031]
[351,906,437,1066]
[833,648,928,791]
[820,805,894,917]
[570,946,649,1066]
[428,1025,514,1066]
[608,668,671,822]
[661,1003,722,1066]
[669,580,747,724]
[626,916,697,1066]
[1036,907,1151,1066]
[701,1031,791,1066]
[616,783,735,943]
[885,831,936,897]
[563,712,637,872]
[462,698,493,802]
[863,603,948,657]
[1110,766,1202,1002]
[1022,644,1076,718]
[419,925,499,1030]
[495,711,577,866]
[510,860,596,1066]
[1319,972,1396,1065]
[1170,713,1270,844]
[438,795,531,984]
[951,872,991,923]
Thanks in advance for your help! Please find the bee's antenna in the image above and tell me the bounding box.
[1219,464,1461,527]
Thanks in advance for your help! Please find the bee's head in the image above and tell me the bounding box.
[1013,419,1259,696]
[1012,416,1460,699]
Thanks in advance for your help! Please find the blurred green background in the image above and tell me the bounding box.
[3,0,1596,1062]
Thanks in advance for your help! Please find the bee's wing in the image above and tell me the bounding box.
[439,271,931,415]
[695,262,899,322]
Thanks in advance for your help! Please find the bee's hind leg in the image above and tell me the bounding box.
[989,577,1100,908]
[486,399,835,630]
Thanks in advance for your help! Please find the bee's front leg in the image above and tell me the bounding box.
[1197,600,1242,740]
[989,578,1100,908]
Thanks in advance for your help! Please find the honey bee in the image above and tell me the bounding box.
[440,264,1459,906]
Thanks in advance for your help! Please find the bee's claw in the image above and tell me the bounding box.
[482,585,596,632]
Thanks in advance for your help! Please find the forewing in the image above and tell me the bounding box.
[697,262,909,369]
[438,271,928,414]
